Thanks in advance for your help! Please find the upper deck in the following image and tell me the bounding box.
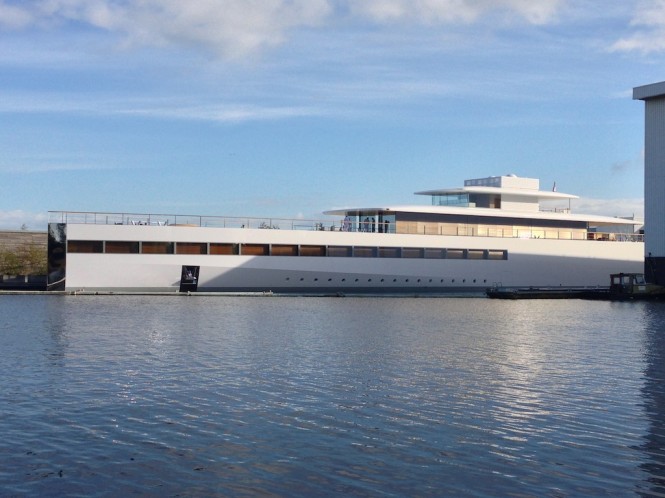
[49,206,644,243]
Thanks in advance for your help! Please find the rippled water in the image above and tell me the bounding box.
[1,295,665,496]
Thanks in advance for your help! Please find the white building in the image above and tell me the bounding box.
[634,81,665,284]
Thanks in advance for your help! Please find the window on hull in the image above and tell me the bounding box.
[176,242,207,255]
[106,241,139,254]
[142,242,174,254]
[68,240,103,253]
[328,246,352,257]
[300,245,327,257]
[66,240,508,261]
[241,244,269,256]
[379,247,401,258]
[210,243,239,255]
[271,244,299,256]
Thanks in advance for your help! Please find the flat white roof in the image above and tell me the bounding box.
[323,204,639,226]
[634,81,665,100]
[414,186,577,200]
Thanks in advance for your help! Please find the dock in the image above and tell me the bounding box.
[486,287,610,300]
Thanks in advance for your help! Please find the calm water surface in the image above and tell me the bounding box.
[1,295,665,496]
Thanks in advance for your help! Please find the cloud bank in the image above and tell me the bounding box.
[6,2,665,58]
[0,0,567,59]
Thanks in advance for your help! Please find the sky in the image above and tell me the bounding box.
[1,0,664,230]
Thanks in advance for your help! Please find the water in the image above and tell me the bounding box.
[1,295,664,497]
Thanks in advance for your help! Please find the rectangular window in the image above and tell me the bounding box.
[68,240,103,253]
[424,248,444,259]
[327,246,352,257]
[488,250,508,260]
[423,223,439,235]
[401,248,424,259]
[271,244,299,256]
[241,244,269,256]
[105,241,139,254]
[446,249,464,259]
[396,221,418,234]
[467,249,485,260]
[353,246,376,258]
[300,245,326,257]
[142,242,174,254]
[379,247,401,258]
[440,224,459,236]
[210,243,239,255]
[176,242,207,255]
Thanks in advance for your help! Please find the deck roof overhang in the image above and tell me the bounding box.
[413,186,578,201]
[323,205,640,227]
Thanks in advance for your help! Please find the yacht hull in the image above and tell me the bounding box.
[57,224,644,294]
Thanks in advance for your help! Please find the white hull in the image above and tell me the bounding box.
[61,224,644,294]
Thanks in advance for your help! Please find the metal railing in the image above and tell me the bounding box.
[48,211,346,231]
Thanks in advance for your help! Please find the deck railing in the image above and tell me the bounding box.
[48,211,644,242]
[48,211,340,231]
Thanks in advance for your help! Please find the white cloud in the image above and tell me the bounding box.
[0,88,329,123]
[0,162,110,173]
[611,0,665,53]
[116,103,325,122]
[574,197,644,219]
[347,0,565,25]
[0,1,34,28]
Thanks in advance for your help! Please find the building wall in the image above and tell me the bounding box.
[645,97,665,260]
[635,81,665,283]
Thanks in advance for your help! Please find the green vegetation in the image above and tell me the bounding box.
[0,244,47,276]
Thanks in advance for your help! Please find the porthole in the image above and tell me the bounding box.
[285,277,290,281]
[429,279,432,283]
[300,277,304,281]
[462,279,466,283]
[417,279,421,283]
[473,279,476,283]
[355,278,359,282]
[393,278,397,282]
[440,279,444,283]
[380,278,384,282]
[483,279,487,283]
[328,278,332,282]
[342,278,346,282]
[368,278,372,282]
[314,278,318,282]
[405,279,409,283]
[452,279,455,283]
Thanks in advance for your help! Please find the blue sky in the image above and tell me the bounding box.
[1,0,664,229]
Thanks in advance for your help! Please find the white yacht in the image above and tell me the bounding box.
[47,174,644,294]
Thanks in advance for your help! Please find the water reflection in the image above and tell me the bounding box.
[1,296,663,496]
[639,303,665,496]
